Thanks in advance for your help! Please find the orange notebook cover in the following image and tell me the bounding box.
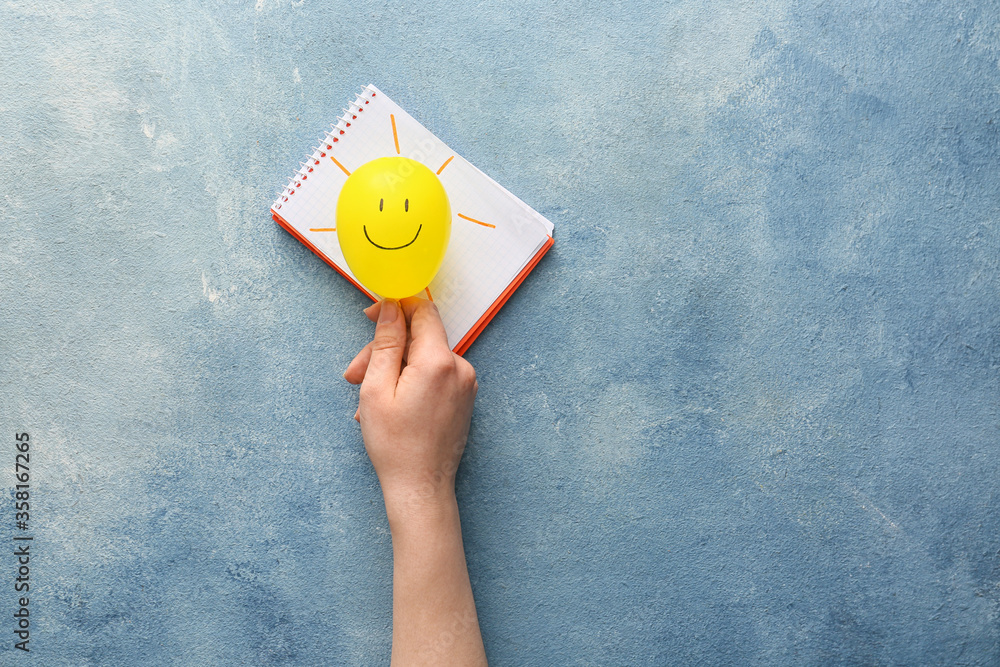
[271,84,554,355]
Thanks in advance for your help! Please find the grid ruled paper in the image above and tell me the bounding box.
[272,84,554,351]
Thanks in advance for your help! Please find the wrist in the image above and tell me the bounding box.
[381,480,458,535]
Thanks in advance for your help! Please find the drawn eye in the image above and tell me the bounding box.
[379,198,383,212]
[405,198,409,212]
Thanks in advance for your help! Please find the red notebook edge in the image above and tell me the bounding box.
[271,209,553,356]
[272,210,378,302]
[452,235,554,356]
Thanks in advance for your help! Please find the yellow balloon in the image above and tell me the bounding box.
[336,157,451,298]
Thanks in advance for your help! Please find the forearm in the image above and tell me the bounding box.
[351,298,484,664]
[386,491,487,666]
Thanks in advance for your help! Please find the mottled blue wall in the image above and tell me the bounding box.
[2,0,998,664]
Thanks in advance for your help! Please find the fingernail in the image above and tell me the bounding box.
[379,299,398,324]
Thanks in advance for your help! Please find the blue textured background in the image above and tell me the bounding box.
[2,1,999,664]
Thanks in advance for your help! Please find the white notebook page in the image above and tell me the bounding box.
[272,84,554,350]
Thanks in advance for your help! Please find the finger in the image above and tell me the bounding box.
[361,299,406,398]
[401,298,451,363]
[347,301,391,384]
[346,315,412,386]
[354,407,360,422]
[346,343,409,385]
[343,341,373,385]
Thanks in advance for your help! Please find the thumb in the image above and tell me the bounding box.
[361,299,406,398]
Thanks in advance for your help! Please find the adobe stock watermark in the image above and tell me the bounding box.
[393,433,469,515]
[420,607,487,666]
[12,432,33,653]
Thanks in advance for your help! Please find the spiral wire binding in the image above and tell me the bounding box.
[273,85,375,212]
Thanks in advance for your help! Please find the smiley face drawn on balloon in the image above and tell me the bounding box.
[336,157,451,298]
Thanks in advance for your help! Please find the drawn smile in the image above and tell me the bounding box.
[364,224,422,250]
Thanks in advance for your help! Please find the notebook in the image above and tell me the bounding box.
[271,84,554,355]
